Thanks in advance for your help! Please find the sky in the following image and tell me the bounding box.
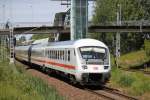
[0,0,94,25]
[0,0,94,40]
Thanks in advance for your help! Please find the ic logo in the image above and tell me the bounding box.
[93,67,98,70]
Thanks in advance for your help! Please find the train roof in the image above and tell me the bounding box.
[47,39,107,48]
[15,39,108,49]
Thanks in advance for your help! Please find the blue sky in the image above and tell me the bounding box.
[0,0,94,24]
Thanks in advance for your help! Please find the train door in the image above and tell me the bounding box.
[71,49,77,67]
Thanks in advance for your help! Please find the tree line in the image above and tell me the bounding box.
[92,0,150,55]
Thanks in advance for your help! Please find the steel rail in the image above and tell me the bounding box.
[102,86,138,100]
[85,86,138,100]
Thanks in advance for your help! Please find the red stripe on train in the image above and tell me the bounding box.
[32,58,76,70]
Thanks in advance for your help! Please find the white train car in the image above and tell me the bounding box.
[15,45,30,62]
[15,39,111,85]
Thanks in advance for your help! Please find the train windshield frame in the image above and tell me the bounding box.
[79,46,108,62]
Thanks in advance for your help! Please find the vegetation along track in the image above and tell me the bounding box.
[120,68,150,76]
[85,86,138,100]
[16,60,138,100]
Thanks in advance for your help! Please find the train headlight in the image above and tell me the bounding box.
[104,66,109,69]
[82,65,88,70]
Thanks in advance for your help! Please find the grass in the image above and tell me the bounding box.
[0,46,9,61]
[0,61,64,100]
[110,67,150,98]
[118,50,150,69]
[110,50,150,99]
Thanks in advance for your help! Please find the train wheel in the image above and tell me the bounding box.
[69,75,77,85]
[42,64,46,72]
[46,68,53,75]
[45,67,49,74]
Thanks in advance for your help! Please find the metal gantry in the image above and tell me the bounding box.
[0,35,9,62]
[9,29,14,63]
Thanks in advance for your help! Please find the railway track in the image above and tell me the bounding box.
[85,86,138,100]
[120,68,150,75]
[16,60,138,100]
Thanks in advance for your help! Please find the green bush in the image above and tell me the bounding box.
[111,67,150,96]
[132,80,150,95]
[0,61,64,100]
[110,68,122,83]
[27,77,64,100]
[144,40,150,57]
[118,50,149,68]
[118,74,135,87]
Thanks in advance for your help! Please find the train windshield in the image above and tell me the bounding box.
[80,47,107,60]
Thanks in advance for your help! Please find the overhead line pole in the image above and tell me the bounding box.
[116,4,121,68]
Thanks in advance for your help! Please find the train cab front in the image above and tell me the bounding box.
[77,46,111,85]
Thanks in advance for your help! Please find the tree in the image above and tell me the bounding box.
[145,40,150,57]
[92,0,147,54]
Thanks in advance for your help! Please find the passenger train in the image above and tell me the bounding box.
[15,39,111,85]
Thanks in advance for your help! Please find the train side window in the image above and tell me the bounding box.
[74,49,76,56]
[51,50,52,59]
[49,50,51,58]
[60,51,63,60]
[47,50,48,58]
[48,50,49,58]
[63,50,65,61]
[52,50,54,59]
[61,51,62,60]
[53,50,54,59]
[50,50,52,58]
[58,50,59,60]
[58,50,60,60]
[56,50,57,59]
[56,50,58,60]
[59,50,61,60]
[64,50,66,61]
[49,50,50,58]
[65,50,68,61]
[46,50,47,57]
[54,50,55,59]
[55,50,57,59]
[62,51,64,60]
[68,50,70,61]
[53,50,55,59]
[66,50,68,61]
